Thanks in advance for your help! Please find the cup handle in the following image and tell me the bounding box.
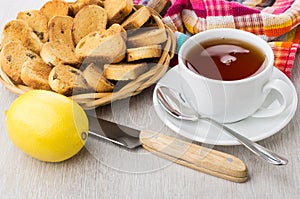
[251,79,293,118]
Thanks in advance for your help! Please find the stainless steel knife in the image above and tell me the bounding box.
[87,115,248,182]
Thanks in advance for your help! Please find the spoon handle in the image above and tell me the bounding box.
[205,118,288,165]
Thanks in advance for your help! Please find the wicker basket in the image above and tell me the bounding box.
[0,6,176,110]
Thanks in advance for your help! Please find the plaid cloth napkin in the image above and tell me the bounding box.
[136,0,300,77]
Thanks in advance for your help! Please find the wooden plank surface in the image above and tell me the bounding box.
[0,0,300,198]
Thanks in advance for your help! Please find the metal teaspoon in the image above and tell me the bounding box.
[156,86,288,166]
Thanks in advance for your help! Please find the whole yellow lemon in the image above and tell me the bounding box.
[5,90,89,162]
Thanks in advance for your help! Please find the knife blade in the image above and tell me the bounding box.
[87,115,248,183]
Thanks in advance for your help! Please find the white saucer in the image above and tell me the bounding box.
[153,65,298,145]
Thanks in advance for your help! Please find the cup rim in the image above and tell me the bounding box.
[178,28,274,84]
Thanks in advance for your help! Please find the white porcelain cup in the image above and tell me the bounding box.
[178,28,293,123]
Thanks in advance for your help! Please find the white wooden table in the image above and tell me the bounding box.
[1,0,300,198]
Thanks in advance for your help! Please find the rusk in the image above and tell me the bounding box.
[104,62,148,80]
[41,41,80,67]
[48,64,91,95]
[21,59,52,90]
[121,6,151,30]
[75,25,126,63]
[68,0,104,16]
[72,5,107,44]
[127,44,162,62]
[0,41,42,84]
[76,34,126,63]
[1,20,43,54]
[127,28,167,47]
[40,0,69,20]
[83,63,114,92]
[16,10,49,43]
[104,0,133,25]
[48,15,75,47]
[106,23,127,41]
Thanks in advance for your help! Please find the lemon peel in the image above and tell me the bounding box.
[5,90,89,162]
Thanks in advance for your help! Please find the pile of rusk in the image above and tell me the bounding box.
[0,0,169,96]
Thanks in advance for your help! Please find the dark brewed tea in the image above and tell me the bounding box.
[185,39,266,81]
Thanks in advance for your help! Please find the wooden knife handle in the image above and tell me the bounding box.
[140,130,248,183]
